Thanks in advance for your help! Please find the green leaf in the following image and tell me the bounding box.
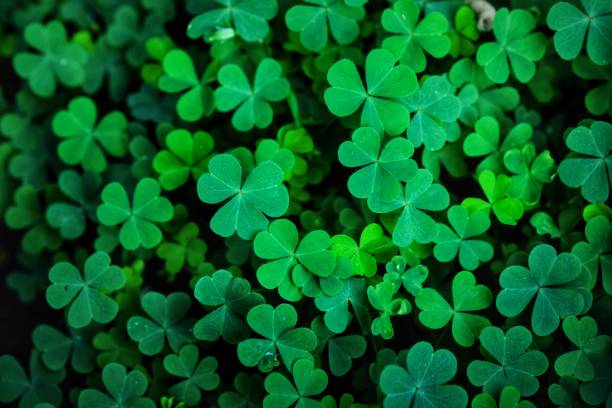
[572,215,612,293]
[164,345,220,406]
[263,358,328,408]
[32,324,95,374]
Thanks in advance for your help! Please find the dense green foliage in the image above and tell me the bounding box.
[0,0,611,407]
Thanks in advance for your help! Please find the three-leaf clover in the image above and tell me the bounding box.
[13,21,87,97]
[547,1,612,65]
[153,129,214,191]
[46,252,126,328]
[496,244,592,336]
[472,385,536,408]
[193,269,265,343]
[572,215,612,293]
[159,50,215,122]
[324,48,417,135]
[558,121,612,203]
[476,8,546,83]
[187,0,278,43]
[78,363,155,408]
[32,324,95,374]
[237,303,316,372]
[381,0,451,73]
[380,341,468,408]
[197,154,289,239]
[285,0,365,51]
[127,291,194,356]
[338,127,417,202]
[503,145,556,205]
[332,223,394,278]
[156,222,207,277]
[314,278,371,334]
[163,345,220,406]
[415,270,492,347]
[263,358,328,408]
[433,206,493,270]
[369,169,450,247]
[254,219,336,301]
[52,97,129,173]
[97,178,174,250]
[214,58,290,132]
[367,281,411,339]
[467,326,549,396]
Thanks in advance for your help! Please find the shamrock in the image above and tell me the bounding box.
[237,303,316,372]
[449,6,480,58]
[369,169,450,247]
[153,129,214,191]
[157,223,207,277]
[462,116,533,175]
[78,363,155,408]
[93,328,142,369]
[415,271,492,347]
[367,281,410,339]
[159,50,215,122]
[338,127,417,202]
[572,215,612,293]
[46,170,100,240]
[433,206,493,270]
[218,373,265,408]
[0,352,65,407]
[578,354,612,406]
[13,21,87,97]
[467,326,549,396]
[471,386,536,408]
[46,252,126,328]
[97,178,174,250]
[558,121,612,203]
[52,97,129,173]
[476,8,547,83]
[324,48,417,135]
[384,256,428,296]
[285,0,365,51]
[254,219,336,301]
[187,0,278,42]
[402,75,461,151]
[314,278,371,334]
[126,291,194,356]
[547,1,612,65]
[381,0,451,73]
[332,223,394,278]
[214,58,290,132]
[555,316,612,382]
[380,341,468,408]
[503,145,556,205]
[496,244,592,336]
[462,170,524,226]
[197,154,289,239]
[163,345,220,406]
[572,57,612,116]
[263,358,328,408]
[193,269,264,343]
[312,319,367,377]
[32,324,95,374]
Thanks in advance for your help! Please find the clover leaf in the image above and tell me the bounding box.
[496,244,592,336]
[338,127,417,202]
[263,358,327,408]
[324,48,417,135]
[572,56,612,116]
[187,0,278,42]
[380,341,468,408]
[547,1,612,65]
[315,278,371,334]
[467,326,548,396]
[433,206,493,270]
[127,291,194,356]
[197,154,289,239]
[369,168,450,247]
[332,223,394,278]
[472,385,536,408]
[381,0,450,73]
[156,222,207,277]
[97,178,174,250]
[572,215,612,293]
[193,269,264,343]
[78,363,155,408]
[402,75,461,151]
[503,145,556,205]
[254,219,336,301]
[32,324,95,374]
[13,21,87,97]
[476,8,546,83]
[164,345,220,406]
[214,58,290,132]
[558,120,612,203]
[52,97,129,173]
[46,252,125,328]
[218,373,265,408]
[327,334,367,377]
[415,270,492,347]
[159,50,215,122]
[367,281,410,339]
[153,129,214,191]
[237,303,316,372]
[286,0,365,51]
